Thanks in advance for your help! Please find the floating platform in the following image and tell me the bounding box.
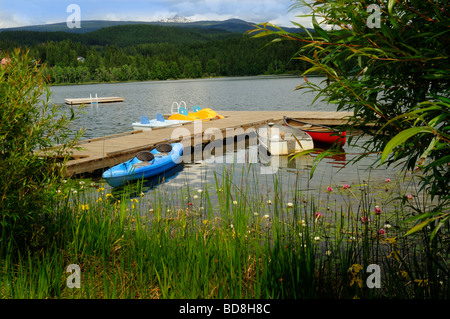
[59,111,352,176]
[64,97,125,105]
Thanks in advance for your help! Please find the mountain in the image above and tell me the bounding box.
[158,15,192,23]
[0,24,239,48]
[0,18,301,35]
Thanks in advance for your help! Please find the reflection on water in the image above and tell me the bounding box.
[110,163,184,199]
[102,133,400,205]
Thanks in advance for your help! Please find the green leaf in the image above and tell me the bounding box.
[381,126,433,164]
[403,211,437,223]
[388,0,396,15]
[312,14,331,42]
[430,214,450,241]
[425,154,450,169]
[420,136,439,160]
[404,218,433,236]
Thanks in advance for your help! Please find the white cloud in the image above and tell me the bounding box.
[0,0,313,28]
[0,11,28,28]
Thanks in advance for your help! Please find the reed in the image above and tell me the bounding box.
[0,165,448,299]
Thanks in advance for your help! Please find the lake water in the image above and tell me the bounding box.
[50,75,334,140]
[49,76,402,198]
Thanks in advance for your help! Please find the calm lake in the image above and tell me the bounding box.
[49,76,401,197]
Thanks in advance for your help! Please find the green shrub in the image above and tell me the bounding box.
[0,48,83,252]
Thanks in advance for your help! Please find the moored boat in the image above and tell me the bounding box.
[257,122,314,155]
[102,143,184,188]
[168,107,224,122]
[283,116,346,147]
[132,113,189,131]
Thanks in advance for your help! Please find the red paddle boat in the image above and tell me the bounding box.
[283,116,346,147]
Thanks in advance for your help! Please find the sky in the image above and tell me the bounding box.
[0,0,311,29]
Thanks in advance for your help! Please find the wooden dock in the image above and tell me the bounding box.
[62,111,352,176]
[64,97,125,105]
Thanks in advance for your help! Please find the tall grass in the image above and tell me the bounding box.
[0,165,448,299]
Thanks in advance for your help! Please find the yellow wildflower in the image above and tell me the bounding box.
[350,277,363,288]
[383,237,397,245]
[387,250,401,261]
[414,279,429,287]
[349,264,363,273]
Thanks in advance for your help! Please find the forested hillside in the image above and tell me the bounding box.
[0,24,308,84]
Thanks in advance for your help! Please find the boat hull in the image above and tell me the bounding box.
[132,120,189,131]
[102,143,184,187]
[168,108,224,121]
[283,116,346,146]
[257,123,314,155]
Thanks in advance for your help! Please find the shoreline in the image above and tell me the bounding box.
[47,73,325,87]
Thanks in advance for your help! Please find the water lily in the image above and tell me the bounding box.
[375,205,382,215]
[342,184,350,189]
[327,186,333,192]
[407,194,413,199]
[361,216,370,224]
[378,229,386,235]
[315,212,322,219]
[385,179,390,183]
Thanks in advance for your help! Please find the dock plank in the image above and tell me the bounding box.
[64,97,125,105]
[63,111,352,176]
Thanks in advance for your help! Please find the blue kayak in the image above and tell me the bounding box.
[102,143,184,188]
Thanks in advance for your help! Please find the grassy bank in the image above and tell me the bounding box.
[0,165,448,299]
